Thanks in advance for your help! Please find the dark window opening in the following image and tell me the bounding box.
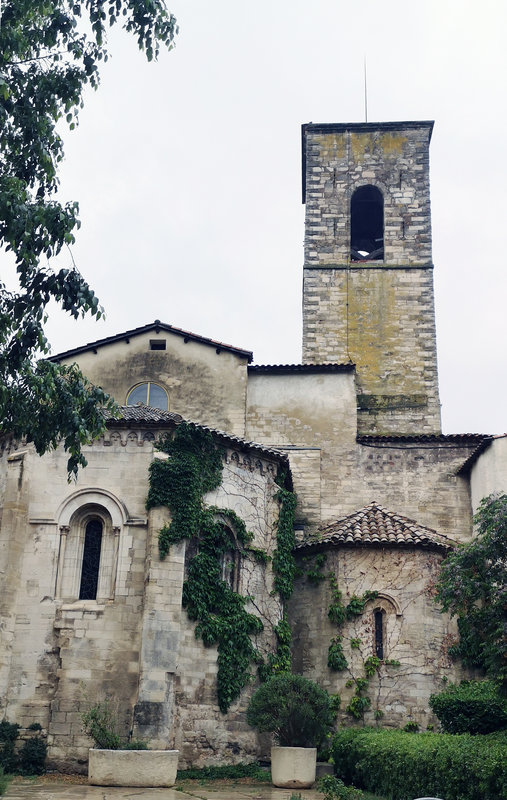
[150,339,166,351]
[350,185,384,261]
[79,519,103,599]
[374,609,385,660]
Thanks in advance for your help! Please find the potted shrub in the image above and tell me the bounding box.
[247,673,334,788]
[82,701,178,787]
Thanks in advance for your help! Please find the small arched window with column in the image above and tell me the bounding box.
[55,490,126,602]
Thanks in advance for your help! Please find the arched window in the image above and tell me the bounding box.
[374,608,386,660]
[56,503,121,602]
[221,547,241,592]
[350,185,384,261]
[79,519,103,600]
[126,382,168,410]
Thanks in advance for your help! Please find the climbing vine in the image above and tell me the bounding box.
[326,580,378,673]
[272,476,298,601]
[301,562,401,719]
[147,423,265,712]
[256,475,297,681]
[257,613,293,681]
[147,422,297,712]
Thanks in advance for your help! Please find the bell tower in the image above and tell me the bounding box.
[302,121,441,435]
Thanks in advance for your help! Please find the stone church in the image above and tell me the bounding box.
[1,121,506,771]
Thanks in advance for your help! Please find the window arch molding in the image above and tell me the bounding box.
[56,489,126,602]
[57,488,128,529]
[358,592,401,662]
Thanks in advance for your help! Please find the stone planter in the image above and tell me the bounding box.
[88,748,179,787]
[271,746,317,788]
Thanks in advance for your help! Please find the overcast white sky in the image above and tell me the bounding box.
[5,0,507,433]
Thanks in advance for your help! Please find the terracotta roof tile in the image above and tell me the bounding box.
[249,363,355,374]
[357,434,490,444]
[106,405,290,467]
[295,502,454,553]
[49,320,253,362]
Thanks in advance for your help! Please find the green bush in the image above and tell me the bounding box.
[18,736,47,775]
[81,701,147,750]
[318,774,363,800]
[0,721,47,776]
[81,702,123,749]
[0,766,10,796]
[177,762,270,782]
[429,680,507,734]
[331,727,507,800]
[247,673,335,748]
[0,722,20,774]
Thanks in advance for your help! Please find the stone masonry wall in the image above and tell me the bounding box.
[289,545,464,730]
[303,266,441,434]
[302,122,433,268]
[0,429,285,771]
[169,450,284,768]
[246,372,475,542]
[301,122,440,435]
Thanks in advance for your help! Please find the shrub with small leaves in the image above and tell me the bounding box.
[331,727,507,800]
[247,673,335,748]
[429,680,507,734]
[0,765,9,796]
[81,702,124,750]
[0,722,20,774]
[318,774,363,800]
[18,736,47,775]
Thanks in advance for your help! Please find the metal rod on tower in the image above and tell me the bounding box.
[364,57,368,122]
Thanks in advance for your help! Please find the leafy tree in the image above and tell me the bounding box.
[0,1,177,475]
[436,493,507,693]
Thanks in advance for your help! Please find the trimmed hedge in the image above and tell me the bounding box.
[331,727,507,800]
[429,680,507,734]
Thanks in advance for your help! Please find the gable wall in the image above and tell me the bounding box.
[59,331,249,437]
[470,437,507,514]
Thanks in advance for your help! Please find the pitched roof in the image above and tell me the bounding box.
[249,363,355,374]
[106,405,291,468]
[456,434,505,475]
[294,502,454,553]
[49,320,253,363]
[357,433,490,445]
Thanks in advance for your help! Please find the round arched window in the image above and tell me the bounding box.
[126,382,168,410]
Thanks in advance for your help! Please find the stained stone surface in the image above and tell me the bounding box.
[3,779,322,800]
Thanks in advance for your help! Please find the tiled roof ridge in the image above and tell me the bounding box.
[295,500,455,553]
[249,363,355,373]
[49,319,253,362]
[358,433,491,443]
[105,405,290,465]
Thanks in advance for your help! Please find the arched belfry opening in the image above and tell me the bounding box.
[350,185,384,261]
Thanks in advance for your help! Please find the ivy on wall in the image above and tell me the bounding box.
[272,476,298,601]
[301,554,400,719]
[147,422,297,712]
